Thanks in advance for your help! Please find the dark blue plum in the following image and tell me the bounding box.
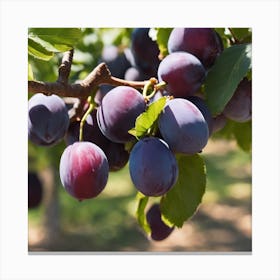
[131,28,160,77]
[187,96,214,135]
[28,93,69,146]
[223,78,252,122]
[99,45,131,78]
[105,141,129,171]
[28,172,43,209]
[168,28,223,69]
[97,86,146,143]
[129,137,178,196]
[146,204,174,241]
[157,52,206,98]
[158,98,209,155]
[59,141,109,201]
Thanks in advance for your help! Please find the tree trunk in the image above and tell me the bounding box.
[40,166,61,248]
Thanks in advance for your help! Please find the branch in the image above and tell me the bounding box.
[57,49,74,84]
[228,28,240,44]
[28,63,151,98]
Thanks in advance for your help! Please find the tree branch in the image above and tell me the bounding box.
[28,62,150,98]
[57,49,74,84]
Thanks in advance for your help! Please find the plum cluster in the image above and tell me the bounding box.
[28,28,252,242]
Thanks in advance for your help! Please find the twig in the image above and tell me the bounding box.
[57,49,74,84]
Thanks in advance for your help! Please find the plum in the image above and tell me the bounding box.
[129,137,178,196]
[28,93,69,146]
[28,172,43,209]
[168,28,223,69]
[130,28,160,77]
[158,98,209,154]
[59,141,109,201]
[223,78,252,122]
[97,86,146,143]
[99,45,131,78]
[146,203,174,241]
[157,52,206,98]
[105,141,129,171]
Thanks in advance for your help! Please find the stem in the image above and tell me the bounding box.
[142,78,158,100]
[143,79,165,101]
[79,96,95,141]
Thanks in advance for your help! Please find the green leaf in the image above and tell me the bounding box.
[130,96,167,139]
[160,154,206,228]
[28,63,34,80]
[28,37,54,61]
[151,28,173,58]
[28,28,82,52]
[233,121,252,152]
[205,43,252,115]
[136,193,151,234]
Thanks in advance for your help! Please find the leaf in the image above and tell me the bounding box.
[160,154,206,228]
[28,37,54,61]
[28,63,34,80]
[233,120,252,152]
[150,28,173,58]
[136,193,151,234]
[129,96,167,139]
[205,43,252,115]
[28,28,82,52]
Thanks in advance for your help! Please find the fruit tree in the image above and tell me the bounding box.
[28,27,252,244]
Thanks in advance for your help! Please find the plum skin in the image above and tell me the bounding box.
[187,96,214,135]
[97,86,146,143]
[168,28,223,69]
[157,52,206,98]
[146,204,174,241]
[223,78,252,122]
[129,137,178,197]
[59,141,109,201]
[158,98,209,155]
[28,93,69,146]
[131,28,160,77]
